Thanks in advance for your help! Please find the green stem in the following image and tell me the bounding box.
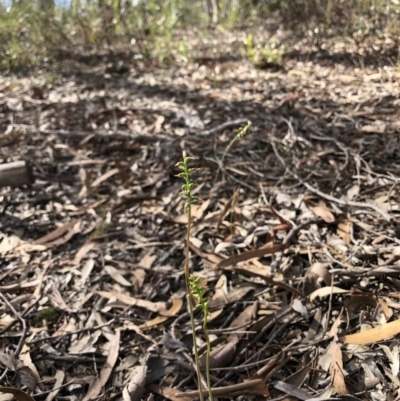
[213,121,251,185]
[203,308,214,401]
[184,207,205,401]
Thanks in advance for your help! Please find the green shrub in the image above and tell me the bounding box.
[0,0,399,73]
[244,34,287,69]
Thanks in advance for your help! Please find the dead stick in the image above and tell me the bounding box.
[271,141,392,221]
[175,378,264,398]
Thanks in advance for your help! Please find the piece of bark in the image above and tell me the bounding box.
[0,161,34,188]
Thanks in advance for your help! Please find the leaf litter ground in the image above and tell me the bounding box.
[1,30,400,401]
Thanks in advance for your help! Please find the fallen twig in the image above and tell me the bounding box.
[0,292,28,382]
[0,292,27,358]
[271,141,392,221]
[175,378,264,398]
[28,319,115,345]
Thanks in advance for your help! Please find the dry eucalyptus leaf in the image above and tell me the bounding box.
[379,345,399,377]
[122,366,147,401]
[309,286,349,302]
[216,243,289,269]
[326,341,347,394]
[19,341,42,391]
[310,205,335,223]
[147,384,192,401]
[96,290,168,314]
[34,220,81,247]
[0,388,35,401]
[138,298,183,329]
[377,298,393,320]
[304,262,332,295]
[344,294,377,315]
[227,301,258,341]
[104,265,132,286]
[200,340,238,369]
[209,285,255,309]
[340,319,400,345]
[0,351,17,371]
[139,252,157,269]
[72,241,95,264]
[208,274,228,320]
[80,258,95,285]
[337,220,352,245]
[273,381,312,400]
[45,370,65,401]
[69,331,101,354]
[82,329,120,401]
[16,366,37,391]
[91,168,119,187]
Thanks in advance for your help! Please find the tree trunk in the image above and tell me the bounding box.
[211,0,219,23]
[204,0,219,24]
[38,0,54,11]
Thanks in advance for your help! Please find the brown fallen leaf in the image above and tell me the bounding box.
[310,204,335,223]
[191,198,210,220]
[189,242,224,266]
[96,291,170,315]
[52,317,69,338]
[285,353,318,387]
[122,323,158,345]
[138,252,157,269]
[122,365,147,401]
[79,259,95,286]
[112,195,160,214]
[0,280,40,294]
[207,274,228,321]
[230,264,306,299]
[0,351,18,371]
[216,243,289,269]
[34,220,82,248]
[147,384,193,401]
[20,338,43,390]
[0,387,35,401]
[337,220,352,245]
[91,167,119,187]
[200,340,238,369]
[45,370,65,401]
[217,190,239,228]
[377,297,393,320]
[71,241,96,265]
[273,381,312,400]
[228,302,258,341]
[340,319,400,345]
[326,341,347,394]
[82,329,120,401]
[269,204,292,227]
[0,350,37,391]
[69,331,101,354]
[309,286,349,302]
[360,122,386,133]
[0,234,23,254]
[208,285,255,309]
[173,379,265,399]
[344,294,377,315]
[47,282,71,312]
[304,262,332,296]
[329,310,344,338]
[104,265,132,287]
[138,298,183,329]
[309,262,332,285]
